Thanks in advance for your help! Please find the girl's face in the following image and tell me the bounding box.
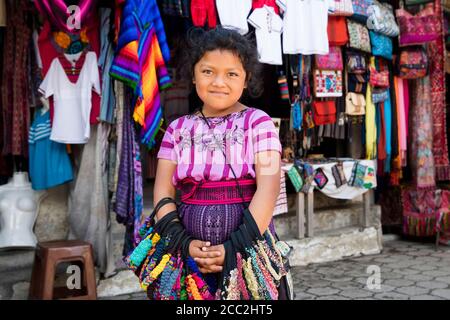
[193,49,247,114]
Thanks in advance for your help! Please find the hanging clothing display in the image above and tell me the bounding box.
[428,0,450,180]
[410,77,435,189]
[248,5,284,65]
[99,8,116,124]
[253,0,280,15]
[191,0,218,29]
[37,18,102,126]
[276,0,330,54]
[28,110,73,190]
[111,0,172,148]
[216,0,252,35]
[0,0,6,27]
[39,51,101,144]
[1,0,31,156]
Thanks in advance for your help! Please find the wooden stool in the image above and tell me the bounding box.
[28,240,97,300]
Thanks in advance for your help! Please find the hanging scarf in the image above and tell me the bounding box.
[34,0,97,34]
[365,58,377,160]
[428,0,450,180]
[410,77,435,189]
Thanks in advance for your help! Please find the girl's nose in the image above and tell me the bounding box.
[212,75,226,86]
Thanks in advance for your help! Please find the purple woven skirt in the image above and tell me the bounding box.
[178,178,276,245]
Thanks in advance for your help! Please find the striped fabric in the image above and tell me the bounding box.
[28,117,51,144]
[111,0,172,148]
[157,107,282,187]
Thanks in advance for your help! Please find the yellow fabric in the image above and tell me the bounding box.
[0,0,6,27]
[365,57,377,159]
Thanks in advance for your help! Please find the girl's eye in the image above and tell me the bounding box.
[229,72,239,77]
[202,69,213,75]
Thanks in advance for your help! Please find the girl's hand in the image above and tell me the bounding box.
[194,244,225,274]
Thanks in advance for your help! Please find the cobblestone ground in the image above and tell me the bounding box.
[100,238,450,300]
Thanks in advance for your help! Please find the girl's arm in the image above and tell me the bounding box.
[248,150,281,234]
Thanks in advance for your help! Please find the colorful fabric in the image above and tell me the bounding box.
[157,108,282,187]
[428,0,450,180]
[365,58,377,160]
[191,0,217,28]
[1,0,31,156]
[111,0,172,148]
[252,0,280,14]
[410,77,435,188]
[28,110,73,190]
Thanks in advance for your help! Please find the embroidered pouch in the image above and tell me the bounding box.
[314,168,329,189]
[350,0,374,23]
[369,31,393,60]
[315,46,344,70]
[397,47,428,79]
[314,70,343,97]
[287,165,304,193]
[331,163,347,188]
[396,4,441,46]
[346,52,367,74]
[330,0,354,16]
[369,67,389,88]
[312,100,337,125]
[347,20,372,53]
[349,161,367,188]
[371,88,389,103]
[366,0,399,37]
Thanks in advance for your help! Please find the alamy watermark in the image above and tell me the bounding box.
[66,265,81,290]
[366,265,381,290]
[66,5,81,31]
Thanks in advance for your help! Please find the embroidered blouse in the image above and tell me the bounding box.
[157,107,282,186]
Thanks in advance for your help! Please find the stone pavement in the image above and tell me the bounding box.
[99,236,450,300]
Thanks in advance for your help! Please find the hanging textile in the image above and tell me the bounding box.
[410,77,435,189]
[110,0,172,148]
[365,58,377,160]
[1,0,31,156]
[427,0,450,180]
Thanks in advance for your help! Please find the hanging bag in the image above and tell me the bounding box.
[345,92,366,115]
[369,31,393,60]
[329,0,354,16]
[369,67,390,88]
[397,47,428,79]
[328,16,349,46]
[366,0,399,37]
[396,2,441,46]
[314,70,343,97]
[347,20,372,53]
[312,100,337,125]
[350,0,374,23]
[315,46,344,70]
[346,51,367,74]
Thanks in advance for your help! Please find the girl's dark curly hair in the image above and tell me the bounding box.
[177,27,263,98]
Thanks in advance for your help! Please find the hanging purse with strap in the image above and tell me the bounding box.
[397,46,428,79]
[312,100,337,125]
[345,92,366,115]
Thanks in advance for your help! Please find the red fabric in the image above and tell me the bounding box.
[312,100,337,125]
[191,0,217,28]
[252,0,280,15]
[327,16,348,46]
[38,18,101,125]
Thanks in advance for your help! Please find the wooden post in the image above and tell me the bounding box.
[306,189,314,237]
[296,192,305,239]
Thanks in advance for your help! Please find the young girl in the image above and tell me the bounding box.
[151,27,288,299]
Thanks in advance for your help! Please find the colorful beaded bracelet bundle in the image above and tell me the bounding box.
[217,208,291,300]
[125,198,214,300]
[125,197,291,300]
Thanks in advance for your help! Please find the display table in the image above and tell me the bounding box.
[282,159,377,239]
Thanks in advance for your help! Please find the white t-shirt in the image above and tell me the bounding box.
[39,51,101,144]
[216,0,252,35]
[276,0,331,55]
[248,6,283,65]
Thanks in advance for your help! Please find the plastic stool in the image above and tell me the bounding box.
[28,240,97,300]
